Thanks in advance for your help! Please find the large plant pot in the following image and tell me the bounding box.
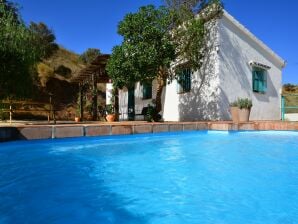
[230,107,239,123]
[74,117,80,122]
[106,114,116,122]
[238,108,251,122]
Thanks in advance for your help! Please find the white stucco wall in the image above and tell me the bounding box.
[285,113,298,121]
[118,87,128,120]
[217,13,283,120]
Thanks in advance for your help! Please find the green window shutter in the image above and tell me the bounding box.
[252,70,267,93]
[177,68,191,93]
[253,71,259,92]
[143,82,152,99]
[185,68,191,92]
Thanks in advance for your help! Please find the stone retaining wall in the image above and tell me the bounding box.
[1,121,298,142]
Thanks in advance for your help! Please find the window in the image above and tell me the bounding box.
[252,69,267,93]
[142,82,152,99]
[177,68,191,94]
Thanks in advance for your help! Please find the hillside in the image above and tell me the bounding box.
[36,46,106,120]
[25,46,85,120]
[46,47,85,76]
[40,46,85,81]
[282,84,298,113]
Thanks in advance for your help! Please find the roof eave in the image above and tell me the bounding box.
[222,10,286,69]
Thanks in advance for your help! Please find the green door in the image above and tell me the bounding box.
[128,87,135,120]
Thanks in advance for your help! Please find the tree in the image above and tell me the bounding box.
[107,5,176,113]
[107,2,223,115]
[0,0,42,99]
[0,0,19,22]
[79,48,101,64]
[29,22,58,59]
[165,0,223,71]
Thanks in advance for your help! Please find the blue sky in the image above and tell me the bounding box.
[15,0,298,84]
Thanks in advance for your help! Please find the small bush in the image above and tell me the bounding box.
[105,104,115,115]
[0,109,8,121]
[55,65,72,78]
[143,104,161,122]
[237,98,252,109]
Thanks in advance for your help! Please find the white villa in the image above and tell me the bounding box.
[115,10,286,121]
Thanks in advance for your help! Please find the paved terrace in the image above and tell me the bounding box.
[0,121,298,142]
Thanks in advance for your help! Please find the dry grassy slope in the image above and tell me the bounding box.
[41,47,106,120]
[1,47,106,121]
[30,46,85,119]
[44,46,86,80]
[282,86,298,113]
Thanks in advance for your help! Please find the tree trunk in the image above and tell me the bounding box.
[155,80,164,113]
[114,88,119,121]
[155,67,167,113]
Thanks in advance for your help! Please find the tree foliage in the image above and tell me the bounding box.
[79,48,101,64]
[0,0,41,99]
[107,5,176,112]
[0,1,60,99]
[165,0,223,71]
[107,2,223,113]
[29,22,58,59]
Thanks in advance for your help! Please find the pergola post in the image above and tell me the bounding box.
[70,54,110,122]
[79,84,84,121]
[92,73,98,121]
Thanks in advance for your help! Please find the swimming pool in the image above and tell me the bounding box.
[0,131,298,223]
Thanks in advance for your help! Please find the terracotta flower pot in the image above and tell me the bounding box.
[74,117,80,122]
[230,106,239,123]
[238,108,251,122]
[106,114,116,122]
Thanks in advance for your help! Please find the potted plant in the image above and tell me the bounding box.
[105,104,116,122]
[237,98,252,122]
[229,100,239,122]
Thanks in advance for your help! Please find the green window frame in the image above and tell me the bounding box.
[252,69,267,93]
[177,68,191,94]
[142,82,152,99]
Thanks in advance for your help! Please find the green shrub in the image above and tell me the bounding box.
[0,109,8,121]
[143,104,162,122]
[106,104,115,115]
[237,98,252,109]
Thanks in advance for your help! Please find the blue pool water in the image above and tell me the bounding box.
[0,131,298,224]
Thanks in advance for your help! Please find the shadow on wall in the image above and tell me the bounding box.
[177,40,221,121]
[217,25,251,120]
[177,20,221,121]
[217,87,231,120]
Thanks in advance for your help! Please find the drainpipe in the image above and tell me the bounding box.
[281,95,285,121]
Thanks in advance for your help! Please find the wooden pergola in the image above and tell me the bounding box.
[71,54,110,84]
[70,54,111,121]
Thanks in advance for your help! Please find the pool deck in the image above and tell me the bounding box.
[0,120,298,142]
